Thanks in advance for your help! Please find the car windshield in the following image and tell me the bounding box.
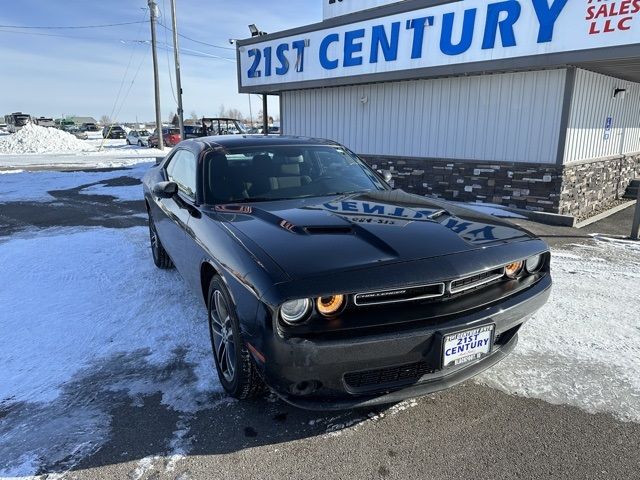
[139,130,150,136]
[15,116,30,126]
[204,145,388,204]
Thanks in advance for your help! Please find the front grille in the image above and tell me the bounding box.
[450,268,505,295]
[354,283,445,306]
[344,362,435,390]
[352,267,507,308]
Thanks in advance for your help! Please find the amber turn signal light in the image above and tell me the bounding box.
[505,261,524,279]
[316,295,345,316]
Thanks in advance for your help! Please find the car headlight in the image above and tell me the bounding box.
[505,261,524,279]
[280,299,312,325]
[525,254,544,273]
[316,295,346,317]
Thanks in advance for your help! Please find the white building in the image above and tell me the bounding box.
[237,0,640,221]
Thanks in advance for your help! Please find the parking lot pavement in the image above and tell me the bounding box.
[508,203,639,249]
[65,384,640,480]
[1,165,639,479]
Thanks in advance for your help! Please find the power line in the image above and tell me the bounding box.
[99,14,147,150]
[0,26,236,63]
[0,28,100,40]
[158,22,234,51]
[125,40,235,62]
[0,21,147,29]
[0,27,145,44]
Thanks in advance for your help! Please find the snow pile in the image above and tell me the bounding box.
[477,240,640,423]
[0,123,95,155]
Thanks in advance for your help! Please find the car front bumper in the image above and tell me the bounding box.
[257,274,551,410]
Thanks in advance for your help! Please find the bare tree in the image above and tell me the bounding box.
[227,108,244,121]
[190,110,199,122]
[218,104,226,117]
[99,115,111,125]
[167,111,175,124]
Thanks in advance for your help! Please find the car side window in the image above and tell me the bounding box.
[166,150,197,200]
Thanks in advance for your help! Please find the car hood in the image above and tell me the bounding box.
[213,190,534,279]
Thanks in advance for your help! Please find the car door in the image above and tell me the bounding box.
[153,149,198,275]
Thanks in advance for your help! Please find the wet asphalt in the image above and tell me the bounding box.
[1,166,639,480]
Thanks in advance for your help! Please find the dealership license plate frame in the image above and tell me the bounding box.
[442,324,495,368]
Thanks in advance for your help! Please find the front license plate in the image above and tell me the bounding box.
[442,325,494,368]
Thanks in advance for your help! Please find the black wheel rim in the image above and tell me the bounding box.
[210,290,236,383]
[149,220,160,261]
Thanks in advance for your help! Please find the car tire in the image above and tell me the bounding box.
[207,276,266,400]
[148,213,174,269]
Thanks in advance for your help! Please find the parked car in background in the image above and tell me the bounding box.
[56,119,75,130]
[102,125,126,139]
[148,127,181,148]
[201,118,246,136]
[62,125,88,140]
[4,112,32,133]
[142,135,552,409]
[183,125,202,139]
[34,117,56,128]
[126,130,151,146]
[81,122,99,132]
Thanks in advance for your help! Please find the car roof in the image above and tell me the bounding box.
[190,135,340,150]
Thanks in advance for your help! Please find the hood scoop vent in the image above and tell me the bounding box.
[304,226,354,235]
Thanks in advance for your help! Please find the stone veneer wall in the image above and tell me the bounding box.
[361,155,564,213]
[361,153,640,219]
[559,153,640,218]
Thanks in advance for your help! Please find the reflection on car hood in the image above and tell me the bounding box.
[214,190,533,279]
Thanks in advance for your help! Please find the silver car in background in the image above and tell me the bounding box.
[126,130,151,147]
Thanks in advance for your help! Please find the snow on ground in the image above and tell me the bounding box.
[0,162,151,203]
[78,183,144,202]
[477,238,640,423]
[0,227,220,477]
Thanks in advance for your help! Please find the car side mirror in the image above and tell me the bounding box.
[378,169,393,183]
[153,181,178,199]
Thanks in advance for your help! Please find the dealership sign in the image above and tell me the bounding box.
[238,0,640,91]
[324,0,406,20]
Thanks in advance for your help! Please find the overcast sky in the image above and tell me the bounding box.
[0,0,320,122]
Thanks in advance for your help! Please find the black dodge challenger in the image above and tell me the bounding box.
[143,135,551,410]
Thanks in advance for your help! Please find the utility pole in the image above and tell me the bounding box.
[148,0,163,149]
[632,186,640,240]
[262,94,268,135]
[169,0,184,138]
